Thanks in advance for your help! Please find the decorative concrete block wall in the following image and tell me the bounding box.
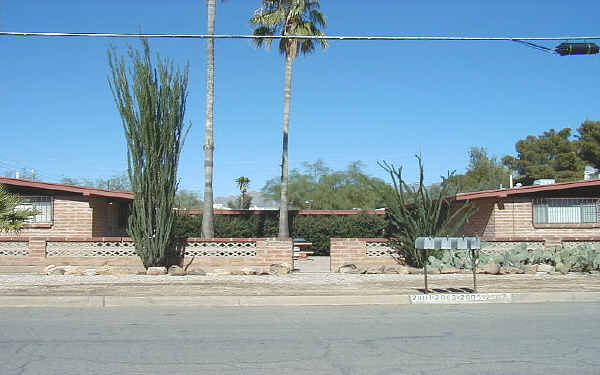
[0,237,293,274]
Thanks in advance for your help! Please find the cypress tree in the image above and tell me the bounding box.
[108,39,191,268]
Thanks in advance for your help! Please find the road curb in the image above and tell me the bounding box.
[1,292,600,307]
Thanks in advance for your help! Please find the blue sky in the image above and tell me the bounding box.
[2,1,600,196]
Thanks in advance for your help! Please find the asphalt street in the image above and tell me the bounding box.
[1,303,599,375]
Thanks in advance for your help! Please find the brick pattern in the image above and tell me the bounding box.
[0,195,127,239]
[0,237,293,274]
[183,238,293,272]
[464,197,600,248]
[330,238,403,272]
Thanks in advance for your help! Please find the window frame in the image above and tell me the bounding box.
[17,195,54,227]
[532,197,599,228]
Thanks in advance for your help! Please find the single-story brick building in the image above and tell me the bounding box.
[0,177,133,238]
[456,179,600,251]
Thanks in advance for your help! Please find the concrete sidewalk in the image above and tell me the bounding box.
[1,272,600,307]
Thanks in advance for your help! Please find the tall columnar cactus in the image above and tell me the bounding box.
[108,39,191,268]
[379,155,477,267]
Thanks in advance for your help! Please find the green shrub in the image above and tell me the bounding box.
[170,212,386,255]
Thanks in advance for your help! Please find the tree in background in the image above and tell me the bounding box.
[262,160,391,210]
[174,189,203,209]
[60,171,132,191]
[450,147,511,192]
[502,128,585,184]
[379,156,476,268]
[108,39,191,268]
[0,185,39,232]
[230,176,252,209]
[2,168,39,181]
[250,0,329,238]
[577,120,600,170]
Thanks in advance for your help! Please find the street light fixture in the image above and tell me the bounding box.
[555,42,600,56]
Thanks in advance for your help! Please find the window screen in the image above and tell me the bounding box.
[533,198,598,224]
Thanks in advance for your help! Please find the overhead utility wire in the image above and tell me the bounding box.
[1,31,600,41]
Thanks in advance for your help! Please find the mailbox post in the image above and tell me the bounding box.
[415,236,481,294]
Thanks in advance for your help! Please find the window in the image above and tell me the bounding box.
[533,198,598,224]
[16,196,52,224]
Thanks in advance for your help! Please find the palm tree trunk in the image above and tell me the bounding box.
[202,0,216,238]
[279,54,294,238]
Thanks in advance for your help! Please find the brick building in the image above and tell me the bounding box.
[0,177,132,238]
[457,179,600,250]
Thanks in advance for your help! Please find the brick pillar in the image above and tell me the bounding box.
[28,238,47,258]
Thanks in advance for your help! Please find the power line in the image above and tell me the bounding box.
[1,31,600,41]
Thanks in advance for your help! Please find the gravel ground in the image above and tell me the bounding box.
[1,272,599,296]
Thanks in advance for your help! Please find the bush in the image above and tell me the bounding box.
[170,211,387,255]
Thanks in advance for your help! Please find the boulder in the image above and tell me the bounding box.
[536,264,555,273]
[229,269,246,275]
[524,265,538,274]
[43,265,57,274]
[186,269,206,276]
[338,264,359,274]
[168,265,186,276]
[269,263,291,276]
[481,263,500,275]
[146,267,167,275]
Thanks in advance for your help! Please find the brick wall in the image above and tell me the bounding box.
[0,237,293,274]
[0,195,94,238]
[463,198,495,237]
[463,197,600,247]
[182,238,293,272]
[330,238,403,272]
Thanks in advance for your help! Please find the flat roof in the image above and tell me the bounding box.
[0,177,134,200]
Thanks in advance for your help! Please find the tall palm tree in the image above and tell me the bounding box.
[250,0,328,237]
[202,0,218,238]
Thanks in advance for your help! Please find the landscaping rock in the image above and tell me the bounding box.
[43,265,57,274]
[366,265,386,274]
[407,267,424,275]
[47,267,65,275]
[83,269,98,276]
[500,266,521,275]
[536,264,555,273]
[229,269,245,275]
[481,263,500,275]
[440,267,460,274]
[63,266,84,276]
[240,267,258,275]
[212,268,231,276]
[146,267,167,275]
[96,266,113,275]
[186,269,206,276]
[168,265,186,276]
[524,265,538,274]
[269,263,291,276]
[338,264,360,274]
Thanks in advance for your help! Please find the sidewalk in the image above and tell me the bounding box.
[1,272,600,307]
